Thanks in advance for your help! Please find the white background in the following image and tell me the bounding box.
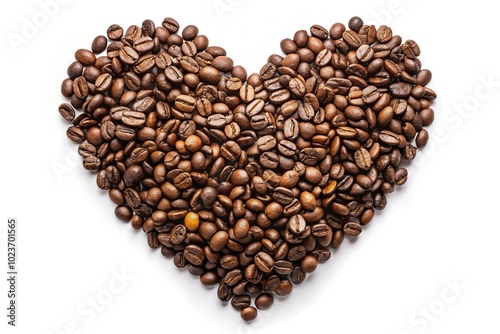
[1,0,499,333]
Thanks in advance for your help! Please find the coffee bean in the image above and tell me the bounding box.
[299,148,325,166]
[220,141,241,162]
[240,306,257,321]
[254,252,275,273]
[344,222,363,236]
[91,35,107,54]
[257,135,277,151]
[210,231,229,252]
[283,118,299,140]
[72,76,89,99]
[343,30,362,48]
[379,130,401,146]
[114,205,132,222]
[415,129,429,148]
[300,255,318,273]
[395,168,408,186]
[287,214,306,235]
[231,295,251,310]
[390,82,411,98]
[184,244,205,266]
[75,49,96,66]
[83,155,100,170]
[376,25,392,43]
[121,111,146,127]
[224,269,243,287]
[66,126,85,143]
[59,103,75,122]
[255,293,274,310]
[402,39,420,59]
[217,284,232,302]
[354,147,372,170]
[95,170,110,191]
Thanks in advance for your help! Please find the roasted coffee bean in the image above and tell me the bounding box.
[58,103,76,122]
[354,147,373,170]
[231,295,251,310]
[66,126,85,143]
[121,111,146,127]
[379,130,401,146]
[72,76,89,99]
[82,155,100,170]
[283,118,299,140]
[217,284,233,302]
[240,306,258,321]
[184,244,205,266]
[254,252,275,273]
[344,221,363,236]
[78,142,97,157]
[75,49,96,66]
[416,129,429,148]
[220,141,241,162]
[287,214,306,235]
[255,293,274,310]
[272,187,294,206]
[257,135,277,151]
[106,24,123,40]
[210,231,229,252]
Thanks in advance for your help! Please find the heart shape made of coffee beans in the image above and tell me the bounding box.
[59,16,436,321]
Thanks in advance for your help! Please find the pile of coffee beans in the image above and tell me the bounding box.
[58,16,436,321]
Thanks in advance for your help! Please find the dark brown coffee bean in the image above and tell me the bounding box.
[240,306,257,321]
[255,293,274,310]
[165,65,184,83]
[210,231,229,252]
[123,165,144,187]
[287,214,306,235]
[58,18,436,318]
[354,147,372,170]
[75,49,96,66]
[183,244,205,266]
[119,46,139,65]
[343,30,362,48]
[300,255,318,273]
[395,168,408,186]
[257,135,277,151]
[344,222,362,236]
[106,24,123,40]
[376,25,392,43]
[231,295,251,310]
[66,126,85,143]
[254,252,275,273]
[390,82,411,98]
[200,271,218,286]
[114,205,132,222]
[121,111,146,127]
[220,141,241,162]
[417,69,433,86]
[224,269,243,287]
[416,129,429,148]
[217,284,232,302]
[59,103,75,122]
[82,155,100,171]
[91,35,107,54]
[72,76,89,99]
[379,130,401,146]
